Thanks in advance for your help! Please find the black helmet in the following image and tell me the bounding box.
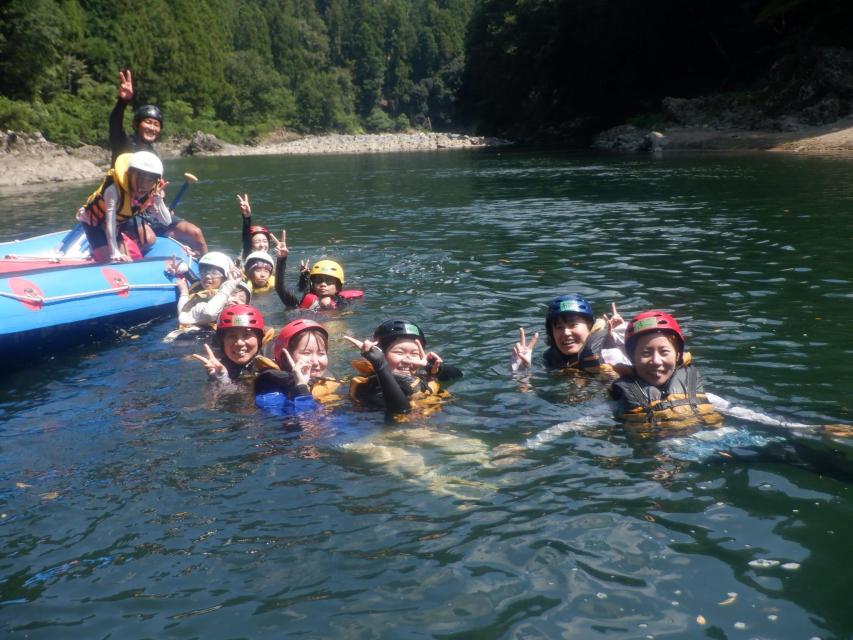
[373,319,426,350]
[133,104,163,128]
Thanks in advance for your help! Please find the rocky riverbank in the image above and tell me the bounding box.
[591,118,853,154]
[0,130,511,188]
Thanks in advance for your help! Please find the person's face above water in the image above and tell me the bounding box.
[551,314,591,356]
[222,327,259,365]
[632,332,679,386]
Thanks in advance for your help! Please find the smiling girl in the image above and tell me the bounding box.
[610,310,722,437]
[345,320,462,416]
[512,295,627,377]
[192,305,273,382]
[254,319,344,413]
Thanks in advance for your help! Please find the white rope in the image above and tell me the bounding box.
[0,283,177,305]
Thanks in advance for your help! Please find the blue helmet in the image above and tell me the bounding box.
[545,295,594,334]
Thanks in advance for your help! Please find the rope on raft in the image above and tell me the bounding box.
[0,283,177,305]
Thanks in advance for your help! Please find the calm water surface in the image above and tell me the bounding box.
[1,150,852,638]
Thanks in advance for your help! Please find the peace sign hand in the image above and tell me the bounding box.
[118,69,133,101]
[512,327,539,370]
[281,349,311,387]
[605,302,624,333]
[343,335,377,355]
[237,193,251,218]
[300,259,310,276]
[192,344,226,378]
[276,230,288,258]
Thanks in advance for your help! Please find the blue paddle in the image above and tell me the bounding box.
[168,172,198,210]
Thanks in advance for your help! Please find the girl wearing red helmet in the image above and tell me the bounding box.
[344,319,462,417]
[192,304,275,382]
[237,193,278,259]
[609,310,722,436]
[254,319,343,414]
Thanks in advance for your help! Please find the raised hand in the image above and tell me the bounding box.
[512,327,539,370]
[228,264,243,281]
[343,335,377,355]
[424,350,443,375]
[237,193,251,218]
[276,230,288,258]
[299,259,310,276]
[606,302,624,332]
[118,69,134,102]
[192,344,226,377]
[281,349,311,387]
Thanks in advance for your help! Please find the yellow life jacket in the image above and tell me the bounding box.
[81,153,137,227]
[611,353,723,438]
[178,284,218,330]
[310,378,343,403]
[349,359,448,418]
[247,275,276,294]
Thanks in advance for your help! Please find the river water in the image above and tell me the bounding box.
[1,149,852,638]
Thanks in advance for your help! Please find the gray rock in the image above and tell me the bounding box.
[591,126,667,153]
[184,131,225,155]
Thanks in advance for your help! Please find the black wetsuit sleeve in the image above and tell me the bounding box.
[255,369,312,399]
[109,99,131,166]
[363,347,411,414]
[334,294,349,308]
[274,256,301,308]
[241,215,252,258]
[435,363,463,382]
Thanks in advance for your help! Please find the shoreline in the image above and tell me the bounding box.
[3,122,853,189]
[0,131,510,189]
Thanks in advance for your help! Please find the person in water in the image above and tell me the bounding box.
[610,310,723,438]
[109,68,208,256]
[76,151,169,263]
[273,231,350,310]
[345,320,462,417]
[243,251,275,294]
[192,304,275,382]
[512,295,627,378]
[255,319,343,413]
[237,193,277,259]
[176,252,245,329]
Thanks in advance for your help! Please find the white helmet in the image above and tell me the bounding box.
[244,251,274,271]
[128,150,163,177]
[199,251,232,276]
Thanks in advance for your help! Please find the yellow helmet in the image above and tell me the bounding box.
[310,259,344,286]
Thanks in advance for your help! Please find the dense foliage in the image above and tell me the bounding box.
[460,0,853,138]
[0,0,473,145]
[2,0,852,146]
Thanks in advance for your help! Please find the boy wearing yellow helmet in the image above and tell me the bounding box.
[272,231,352,310]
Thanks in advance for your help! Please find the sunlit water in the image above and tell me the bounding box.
[1,149,852,638]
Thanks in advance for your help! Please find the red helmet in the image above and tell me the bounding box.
[625,310,684,358]
[273,319,328,367]
[249,225,271,238]
[216,304,265,337]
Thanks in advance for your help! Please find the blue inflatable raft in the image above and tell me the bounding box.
[0,226,196,362]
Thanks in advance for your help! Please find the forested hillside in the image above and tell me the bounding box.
[461,0,853,140]
[0,0,473,145]
[2,0,852,147]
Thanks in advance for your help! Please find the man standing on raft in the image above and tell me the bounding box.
[110,68,208,257]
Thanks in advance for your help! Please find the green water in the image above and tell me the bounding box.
[1,149,852,638]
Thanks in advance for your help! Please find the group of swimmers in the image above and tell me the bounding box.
[70,68,748,435]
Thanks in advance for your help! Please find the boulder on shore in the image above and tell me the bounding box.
[591,125,666,152]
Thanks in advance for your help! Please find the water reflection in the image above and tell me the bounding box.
[1,151,851,638]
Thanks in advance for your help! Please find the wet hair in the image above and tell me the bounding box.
[545,312,593,347]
